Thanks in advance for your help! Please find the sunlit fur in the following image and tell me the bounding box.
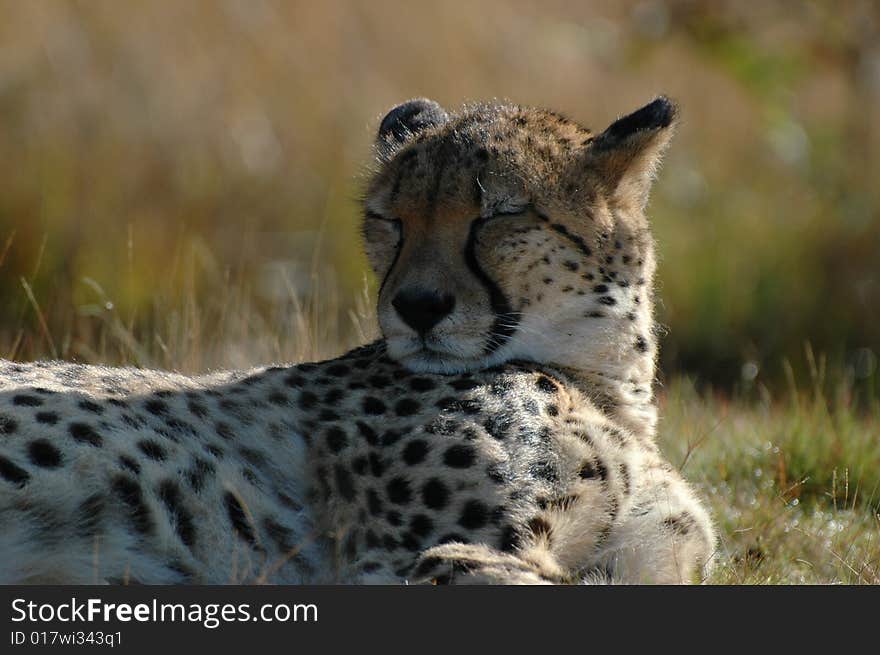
[365,100,673,438]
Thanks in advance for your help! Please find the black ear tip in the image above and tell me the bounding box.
[604,96,678,141]
[378,98,448,145]
[647,95,678,128]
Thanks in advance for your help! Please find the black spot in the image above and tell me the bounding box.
[215,422,234,441]
[448,377,479,391]
[663,514,696,535]
[387,477,412,505]
[27,439,62,468]
[401,532,422,552]
[593,284,609,293]
[69,423,103,447]
[76,493,105,538]
[443,444,476,468]
[352,456,368,475]
[499,525,520,552]
[0,415,19,434]
[335,464,357,501]
[326,364,350,377]
[144,399,167,415]
[422,479,449,509]
[409,377,436,391]
[241,467,260,488]
[382,534,399,551]
[238,447,265,468]
[0,455,29,487]
[361,561,382,574]
[410,514,434,537]
[224,492,258,547]
[137,440,167,461]
[528,516,553,537]
[13,394,42,407]
[394,398,420,417]
[268,391,289,406]
[436,397,482,414]
[323,388,344,404]
[75,399,103,415]
[369,452,386,477]
[164,417,196,436]
[112,475,153,534]
[187,457,215,492]
[380,429,404,447]
[326,427,348,453]
[187,401,208,419]
[263,517,294,552]
[362,395,387,416]
[367,489,384,516]
[483,415,514,440]
[298,391,318,410]
[634,335,649,353]
[490,377,514,396]
[618,463,631,495]
[365,530,381,548]
[597,296,616,306]
[356,421,379,445]
[535,375,557,393]
[402,439,429,465]
[386,510,403,526]
[529,459,558,483]
[119,455,141,474]
[458,500,489,530]
[285,373,305,388]
[368,375,390,389]
[158,480,195,548]
[579,459,608,481]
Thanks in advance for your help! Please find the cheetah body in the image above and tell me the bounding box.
[0,97,716,584]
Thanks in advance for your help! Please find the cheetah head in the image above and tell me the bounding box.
[363,97,676,381]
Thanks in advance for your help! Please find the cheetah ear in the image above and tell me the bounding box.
[376,98,449,156]
[586,96,678,209]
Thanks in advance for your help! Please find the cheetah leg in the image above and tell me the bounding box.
[409,543,558,585]
[596,466,717,584]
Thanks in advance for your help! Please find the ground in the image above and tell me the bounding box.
[659,377,879,584]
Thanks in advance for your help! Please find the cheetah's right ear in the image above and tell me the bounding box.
[376,98,449,157]
[586,96,678,209]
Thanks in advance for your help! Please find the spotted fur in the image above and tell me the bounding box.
[0,97,715,584]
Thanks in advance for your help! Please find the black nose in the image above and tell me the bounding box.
[392,289,455,335]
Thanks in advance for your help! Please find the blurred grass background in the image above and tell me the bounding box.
[1,0,879,584]
[1,0,878,395]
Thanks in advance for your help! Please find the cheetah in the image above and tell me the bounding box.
[0,96,716,585]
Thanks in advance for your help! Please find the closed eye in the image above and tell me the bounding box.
[483,203,532,220]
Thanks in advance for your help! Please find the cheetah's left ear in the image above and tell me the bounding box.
[586,96,678,209]
[376,98,449,158]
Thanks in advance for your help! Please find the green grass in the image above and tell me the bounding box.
[659,377,880,584]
